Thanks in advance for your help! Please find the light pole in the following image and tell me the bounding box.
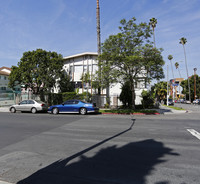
[167,65,169,106]
[194,68,197,100]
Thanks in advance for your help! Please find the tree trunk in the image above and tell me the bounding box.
[130,80,136,109]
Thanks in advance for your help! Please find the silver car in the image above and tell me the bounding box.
[10,100,48,113]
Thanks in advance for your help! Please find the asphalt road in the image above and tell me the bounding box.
[0,111,200,184]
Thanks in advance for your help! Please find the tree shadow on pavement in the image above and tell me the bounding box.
[17,121,179,184]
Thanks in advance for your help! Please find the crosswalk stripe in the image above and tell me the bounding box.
[187,129,200,140]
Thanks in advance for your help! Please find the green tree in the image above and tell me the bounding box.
[180,75,200,101]
[151,81,167,102]
[8,49,64,95]
[179,37,191,101]
[58,71,74,93]
[141,90,154,108]
[80,72,92,101]
[8,66,22,89]
[99,17,165,109]
[149,17,157,47]
[168,55,174,79]
[119,81,132,108]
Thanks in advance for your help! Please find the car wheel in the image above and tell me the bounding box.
[80,107,87,115]
[52,108,59,115]
[10,107,16,113]
[31,107,37,114]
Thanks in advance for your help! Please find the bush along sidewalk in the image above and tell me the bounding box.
[99,109,159,115]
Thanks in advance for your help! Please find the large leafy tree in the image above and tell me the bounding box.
[9,49,66,95]
[99,17,165,109]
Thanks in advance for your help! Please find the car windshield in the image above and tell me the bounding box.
[80,100,87,103]
[35,100,44,104]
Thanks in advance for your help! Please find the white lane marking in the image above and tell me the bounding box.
[187,129,200,140]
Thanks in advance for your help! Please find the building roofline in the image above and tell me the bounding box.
[63,52,98,60]
[0,71,10,76]
[0,67,12,71]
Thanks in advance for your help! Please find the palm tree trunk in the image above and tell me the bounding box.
[153,29,156,48]
[96,0,101,97]
[170,61,174,79]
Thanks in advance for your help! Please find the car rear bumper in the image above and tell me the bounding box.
[88,108,99,113]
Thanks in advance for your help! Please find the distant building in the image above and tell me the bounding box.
[0,67,12,93]
[0,67,21,93]
[170,78,184,98]
[60,52,146,107]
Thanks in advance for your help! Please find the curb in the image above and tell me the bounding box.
[0,108,9,112]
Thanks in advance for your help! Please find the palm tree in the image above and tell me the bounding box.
[168,55,174,79]
[149,17,157,47]
[179,37,191,101]
[175,62,182,78]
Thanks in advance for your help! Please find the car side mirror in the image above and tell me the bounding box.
[18,103,20,105]
[62,103,64,106]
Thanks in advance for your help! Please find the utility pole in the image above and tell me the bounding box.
[194,68,197,100]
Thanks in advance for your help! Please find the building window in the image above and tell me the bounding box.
[83,65,87,72]
[1,87,6,90]
[4,76,7,80]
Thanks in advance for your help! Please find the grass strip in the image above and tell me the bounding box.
[162,105,184,110]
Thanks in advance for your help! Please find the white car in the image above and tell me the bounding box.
[193,99,200,104]
[10,100,48,113]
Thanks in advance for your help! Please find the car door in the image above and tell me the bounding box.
[17,100,28,111]
[62,100,74,112]
[27,100,35,111]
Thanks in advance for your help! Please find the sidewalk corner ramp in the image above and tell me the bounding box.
[0,180,13,184]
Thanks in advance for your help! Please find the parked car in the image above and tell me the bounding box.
[48,99,99,115]
[193,99,200,104]
[10,100,48,113]
[184,100,191,104]
[168,99,174,105]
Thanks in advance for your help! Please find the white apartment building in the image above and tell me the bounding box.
[0,67,11,92]
[62,52,146,107]
[0,67,21,93]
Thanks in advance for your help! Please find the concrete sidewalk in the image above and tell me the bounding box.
[0,107,9,112]
[0,180,13,184]
[157,105,189,114]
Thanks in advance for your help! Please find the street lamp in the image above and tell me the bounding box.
[194,68,197,100]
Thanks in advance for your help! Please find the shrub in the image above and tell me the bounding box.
[141,90,154,109]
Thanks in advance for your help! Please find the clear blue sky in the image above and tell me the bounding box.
[0,0,199,80]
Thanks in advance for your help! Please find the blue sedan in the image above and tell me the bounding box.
[48,99,99,115]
